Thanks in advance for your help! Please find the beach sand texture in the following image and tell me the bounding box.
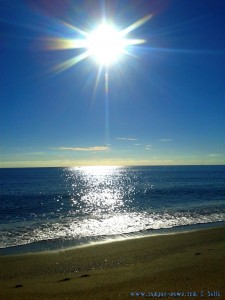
[0,226,224,299]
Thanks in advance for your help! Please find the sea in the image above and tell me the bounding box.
[0,165,225,255]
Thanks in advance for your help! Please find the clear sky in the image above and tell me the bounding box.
[1,0,225,167]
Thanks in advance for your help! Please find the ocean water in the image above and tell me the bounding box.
[0,165,225,255]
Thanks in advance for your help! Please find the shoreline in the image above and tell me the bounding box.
[0,226,225,299]
[1,220,225,257]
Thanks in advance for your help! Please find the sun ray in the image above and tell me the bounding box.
[105,69,109,95]
[125,38,146,45]
[61,21,89,37]
[120,14,153,36]
[53,50,90,73]
[45,37,88,50]
[92,66,103,98]
[104,68,110,145]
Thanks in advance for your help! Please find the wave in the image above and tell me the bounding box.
[1,207,225,253]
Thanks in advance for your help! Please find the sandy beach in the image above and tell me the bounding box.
[0,226,224,300]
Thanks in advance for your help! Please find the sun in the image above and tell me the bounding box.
[87,23,126,66]
[45,14,152,72]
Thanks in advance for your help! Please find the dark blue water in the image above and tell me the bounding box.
[0,165,225,255]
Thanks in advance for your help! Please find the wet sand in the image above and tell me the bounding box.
[0,226,224,299]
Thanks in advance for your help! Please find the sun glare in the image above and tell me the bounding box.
[87,23,125,66]
[46,14,152,73]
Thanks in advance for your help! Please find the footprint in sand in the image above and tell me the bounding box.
[58,278,70,282]
[79,274,90,278]
[14,284,23,288]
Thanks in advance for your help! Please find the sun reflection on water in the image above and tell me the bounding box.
[1,166,225,251]
[65,166,132,216]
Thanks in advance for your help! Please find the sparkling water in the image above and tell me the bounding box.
[0,165,225,254]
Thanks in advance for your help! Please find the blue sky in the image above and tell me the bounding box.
[1,0,225,167]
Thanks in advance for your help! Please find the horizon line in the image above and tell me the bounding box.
[0,163,224,169]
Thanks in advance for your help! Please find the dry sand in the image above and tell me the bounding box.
[0,226,225,299]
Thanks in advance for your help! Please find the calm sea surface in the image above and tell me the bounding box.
[0,166,225,255]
